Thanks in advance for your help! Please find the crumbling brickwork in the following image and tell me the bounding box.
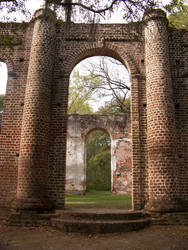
[66,114,132,195]
[0,8,187,212]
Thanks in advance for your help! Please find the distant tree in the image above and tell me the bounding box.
[166,0,188,30]
[97,98,130,115]
[0,0,174,24]
[68,70,95,114]
[86,130,111,191]
[78,56,130,113]
[0,0,30,21]
[46,0,160,23]
[165,0,185,13]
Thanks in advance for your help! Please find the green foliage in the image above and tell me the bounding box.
[69,57,130,114]
[166,0,188,30]
[97,98,130,115]
[165,0,185,13]
[0,95,5,111]
[68,93,93,114]
[74,56,130,113]
[168,5,188,30]
[86,130,111,191]
[1,34,14,45]
[68,70,95,114]
[0,34,21,48]
[66,190,132,209]
[0,23,23,49]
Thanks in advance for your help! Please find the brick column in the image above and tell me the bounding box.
[13,9,56,211]
[144,9,181,212]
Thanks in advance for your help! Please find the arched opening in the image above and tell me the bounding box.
[0,62,8,132]
[86,129,111,192]
[65,54,132,210]
[68,55,130,115]
[0,62,7,107]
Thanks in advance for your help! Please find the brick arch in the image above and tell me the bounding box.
[84,127,111,141]
[0,9,185,214]
[0,60,8,88]
[0,60,11,72]
[0,60,13,96]
[65,42,139,77]
[64,44,143,208]
[0,61,10,132]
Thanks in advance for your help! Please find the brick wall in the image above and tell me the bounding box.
[0,8,187,211]
[66,114,132,195]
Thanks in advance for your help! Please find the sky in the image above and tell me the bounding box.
[0,0,178,95]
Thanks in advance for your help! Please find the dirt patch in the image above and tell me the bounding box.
[0,224,188,250]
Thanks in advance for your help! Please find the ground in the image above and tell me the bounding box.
[65,191,132,209]
[0,193,188,249]
[0,224,188,250]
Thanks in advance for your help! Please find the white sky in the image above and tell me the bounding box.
[0,0,178,94]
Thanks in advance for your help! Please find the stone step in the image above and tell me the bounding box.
[51,210,151,234]
[55,209,148,221]
[51,217,151,234]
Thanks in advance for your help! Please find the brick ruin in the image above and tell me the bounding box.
[0,8,187,212]
[0,113,132,195]
[66,114,132,195]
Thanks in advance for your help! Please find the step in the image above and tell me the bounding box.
[51,217,151,234]
[55,209,148,221]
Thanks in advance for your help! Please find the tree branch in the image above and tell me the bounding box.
[60,0,119,14]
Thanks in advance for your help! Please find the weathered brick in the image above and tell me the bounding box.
[66,114,132,195]
[0,8,187,212]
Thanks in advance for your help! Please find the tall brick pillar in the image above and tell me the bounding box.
[13,9,56,211]
[144,9,181,212]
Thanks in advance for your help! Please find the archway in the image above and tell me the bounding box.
[86,129,111,192]
[0,62,7,95]
[0,62,8,131]
[0,9,185,213]
[65,54,132,209]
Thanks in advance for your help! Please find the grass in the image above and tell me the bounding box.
[65,190,132,209]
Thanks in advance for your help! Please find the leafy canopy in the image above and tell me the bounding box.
[68,70,95,114]
[68,56,131,114]
[166,0,188,30]
[0,0,162,22]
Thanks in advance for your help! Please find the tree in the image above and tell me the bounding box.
[0,0,30,21]
[68,70,95,114]
[69,57,131,114]
[166,0,188,30]
[46,0,160,23]
[76,56,130,113]
[97,98,130,115]
[2,0,181,24]
[0,0,156,22]
[86,129,111,191]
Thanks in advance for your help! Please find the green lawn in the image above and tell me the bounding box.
[65,191,132,209]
